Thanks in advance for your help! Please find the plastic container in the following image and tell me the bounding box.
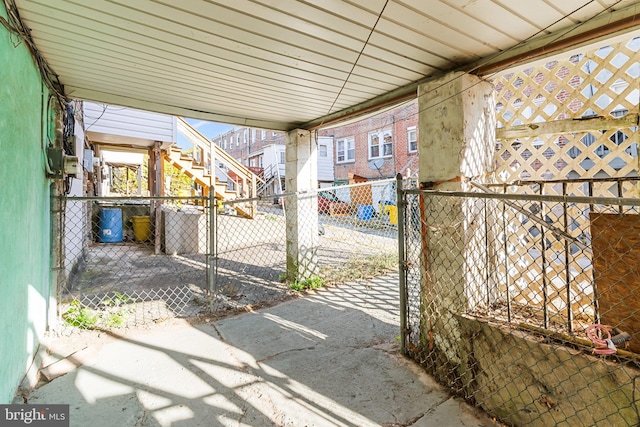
[164,208,207,255]
[357,204,374,220]
[131,215,151,242]
[98,208,123,243]
[387,205,398,224]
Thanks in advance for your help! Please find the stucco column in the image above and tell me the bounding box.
[285,129,319,281]
[418,71,496,365]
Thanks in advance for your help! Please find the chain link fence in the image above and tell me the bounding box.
[399,183,640,426]
[215,179,403,312]
[57,196,212,329]
[57,179,406,328]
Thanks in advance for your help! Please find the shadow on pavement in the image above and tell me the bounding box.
[25,274,498,427]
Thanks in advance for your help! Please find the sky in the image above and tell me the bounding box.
[177,118,233,149]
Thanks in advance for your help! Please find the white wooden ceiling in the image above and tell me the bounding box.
[12,0,640,130]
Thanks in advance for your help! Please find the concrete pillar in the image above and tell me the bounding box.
[417,71,496,366]
[285,129,319,281]
[418,71,495,189]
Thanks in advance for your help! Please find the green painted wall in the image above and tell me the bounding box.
[0,5,53,403]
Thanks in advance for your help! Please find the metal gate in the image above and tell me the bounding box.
[55,195,212,329]
[397,180,640,426]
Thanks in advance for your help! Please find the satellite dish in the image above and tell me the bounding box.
[368,158,384,170]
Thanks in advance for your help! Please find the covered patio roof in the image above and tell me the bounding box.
[10,0,640,130]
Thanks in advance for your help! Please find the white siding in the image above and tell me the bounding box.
[84,102,176,143]
[372,181,396,214]
[262,145,277,173]
[64,119,88,277]
[317,136,334,183]
[261,144,286,177]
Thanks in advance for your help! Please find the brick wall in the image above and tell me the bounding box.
[213,129,286,165]
[212,101,419,182]
[319,101,418,180]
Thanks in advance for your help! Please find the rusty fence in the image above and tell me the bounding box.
[398,179,640,426]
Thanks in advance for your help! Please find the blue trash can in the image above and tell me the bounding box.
[357,204,374,220]
[98,207,123,243]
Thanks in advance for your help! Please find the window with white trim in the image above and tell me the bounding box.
[336,137,355,163]
[319,144,328,157]
[236,134,240,146]
[368,129,392,159]
[407,126,417,153]
[261,130,266,140]
[279,151,285,165]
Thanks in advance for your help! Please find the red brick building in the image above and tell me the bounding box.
[212,101,419,186]
[212,128,286,168]
[318,101,418,182]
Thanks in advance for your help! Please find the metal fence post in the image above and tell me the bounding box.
[50,186,64,330]
[209,191,217,313]
[502,184,512,322]
[539,184,549,329]
[396,173,408,355]
[563,182,573,333]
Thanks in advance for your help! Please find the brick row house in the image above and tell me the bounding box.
[212,101,419,195]
[318,101,419,184]
[212,128,334,195]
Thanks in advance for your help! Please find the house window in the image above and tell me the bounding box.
[407,127,417,153]
[259,155,264,168]
[279,151,285,165]
[319,144,328,157]
[244,129,248,144]
[261,130,266,140]
[236,134,240,146]
[336,137,355,163]
[369,129,392,159]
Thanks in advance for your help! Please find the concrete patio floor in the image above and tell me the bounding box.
[22,274,500,426]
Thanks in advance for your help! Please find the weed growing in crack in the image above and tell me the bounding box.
[63,292,136,329]
[288,276,325,291]
[62,300,99,328]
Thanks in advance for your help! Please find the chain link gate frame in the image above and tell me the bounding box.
[397,178,640,426]
[55,195,215,330]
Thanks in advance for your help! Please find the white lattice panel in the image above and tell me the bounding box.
[494,37,640,184]
[490,37,640,331]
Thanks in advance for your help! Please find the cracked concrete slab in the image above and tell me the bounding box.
[21,274,501,426]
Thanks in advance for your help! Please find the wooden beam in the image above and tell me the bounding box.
[496,113,639,140]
